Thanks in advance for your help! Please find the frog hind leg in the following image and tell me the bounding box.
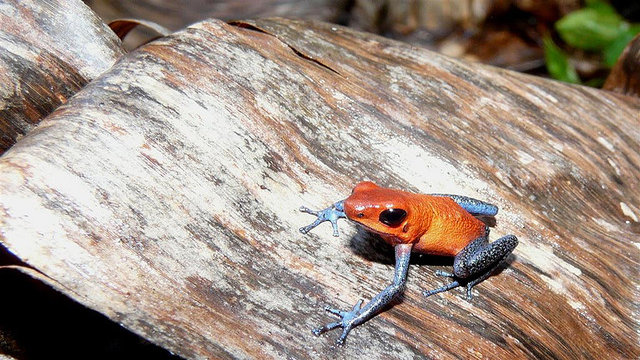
[430,194,498,216]
[423,233,518,299]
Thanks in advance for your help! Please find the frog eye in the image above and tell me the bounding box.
[378,208,407,227]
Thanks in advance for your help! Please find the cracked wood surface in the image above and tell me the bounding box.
[0,17,639,359]
[0,0,124,154]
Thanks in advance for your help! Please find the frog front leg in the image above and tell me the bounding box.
[423,233,518,299]
[299,200,347,237]
[313,244,413,345]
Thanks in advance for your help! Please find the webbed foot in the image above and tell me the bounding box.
[434,270,455,277]
[299,200,346,237]
[423,279,466,299]
[424,262,505,300]
[312,300,363,346]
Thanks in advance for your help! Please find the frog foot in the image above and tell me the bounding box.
[312,299,363,346]
[299,200,346,237]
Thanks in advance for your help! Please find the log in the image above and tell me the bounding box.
[0,0,124,154]
[0,17,638,359]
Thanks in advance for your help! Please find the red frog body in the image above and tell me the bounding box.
[343,181,487,256]
[300,181,518,346]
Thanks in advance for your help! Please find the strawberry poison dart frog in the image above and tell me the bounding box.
[300,181,518,345]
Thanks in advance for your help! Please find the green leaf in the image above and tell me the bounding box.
[603,24,640,67]
[556,4,628,51]
[543,36,580,84]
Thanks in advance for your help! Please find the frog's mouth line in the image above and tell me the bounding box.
[353,221,404,239]
[354,222,380,235]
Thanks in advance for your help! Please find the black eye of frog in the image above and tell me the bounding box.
[378,208,407,227]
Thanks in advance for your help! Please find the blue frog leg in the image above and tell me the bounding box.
[430,194,498,216]
[312,244,413,345]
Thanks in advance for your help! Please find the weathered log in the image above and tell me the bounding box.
[0,17,638,359]
[0,0,124,154]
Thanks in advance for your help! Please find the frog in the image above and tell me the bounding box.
[299,181,518,345]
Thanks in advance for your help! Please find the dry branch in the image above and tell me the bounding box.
[0,17,639,359]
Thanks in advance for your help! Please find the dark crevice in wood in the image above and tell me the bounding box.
[0,269,183,359]
[228,20,342,75]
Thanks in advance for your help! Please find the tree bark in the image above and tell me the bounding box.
[0,17,638,359]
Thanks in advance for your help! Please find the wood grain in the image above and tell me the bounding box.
[0,17,638,359]
[0,0,124,154]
